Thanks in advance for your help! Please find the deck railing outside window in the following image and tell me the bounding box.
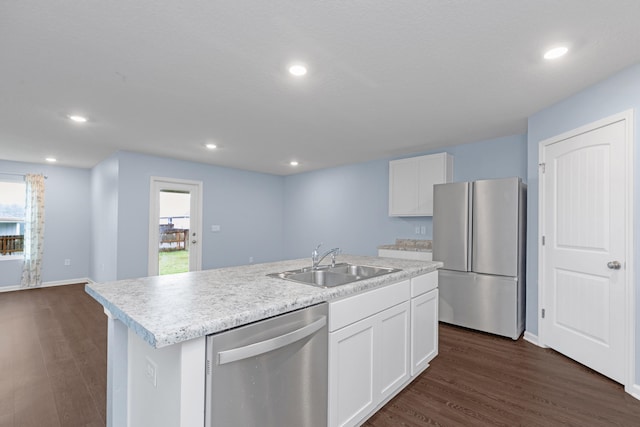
[0,234,24,255]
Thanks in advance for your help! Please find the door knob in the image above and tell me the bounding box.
[607,261,621,270]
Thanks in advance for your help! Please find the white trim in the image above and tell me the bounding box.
[624,109,636,399]
[538,128,546,349]
[523,331,547,348]
[537,108,635,395]
[148,176,203,276]
[627,383,640,401]
[0,277,92,293]
[0,254,24,262]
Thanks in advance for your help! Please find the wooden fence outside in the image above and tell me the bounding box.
[0,235,23,255]
[159,228,189,252]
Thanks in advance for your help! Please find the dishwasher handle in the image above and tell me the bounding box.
[217,316,327,365]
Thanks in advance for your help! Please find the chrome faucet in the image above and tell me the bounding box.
[311,243,341,269]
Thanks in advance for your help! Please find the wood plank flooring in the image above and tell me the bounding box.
[2,284,640,426]
[0,284,106,427]
[365,324,640,426]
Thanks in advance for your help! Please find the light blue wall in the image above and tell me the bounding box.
[109,151,285,280]
[526,63,640,382]
[91,154,120,282]
[283,134,527,259]
[0,160,91,288]
[448,134,528,183]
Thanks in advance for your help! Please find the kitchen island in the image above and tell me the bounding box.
[86,255,442,427]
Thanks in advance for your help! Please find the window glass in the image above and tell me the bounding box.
[0,181,26,258]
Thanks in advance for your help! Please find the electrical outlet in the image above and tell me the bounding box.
[420,226,426,235]
[145,357,157,387]
[211,225,221,232]
[249,256,254,264]
[64,259,71,266]
[414,226,420,234]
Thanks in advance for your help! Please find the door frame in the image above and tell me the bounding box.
[148,176,203,276]
[538,109,635,393]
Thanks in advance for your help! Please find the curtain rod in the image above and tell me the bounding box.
[0,172,48,179]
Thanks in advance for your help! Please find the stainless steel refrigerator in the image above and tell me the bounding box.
[433,177,526,340]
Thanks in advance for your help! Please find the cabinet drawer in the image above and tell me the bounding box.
[410,271,438,298]
[329,280,410,332]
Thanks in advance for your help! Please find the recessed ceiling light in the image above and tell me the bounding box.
[290,161,299,166]
[205,143,217,150]
[68,114,88,123]
[544,46,568,60]
[288,64,307,77]
[45,157,57,163]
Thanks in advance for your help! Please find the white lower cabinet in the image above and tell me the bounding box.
[328,310,376,427]
[410,271,439,376]
[378,302,411,399]
[411,289,438,375]
[328,271,439,427]
[329,301,410,427]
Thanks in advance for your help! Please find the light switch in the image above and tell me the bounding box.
[211,225,221,232]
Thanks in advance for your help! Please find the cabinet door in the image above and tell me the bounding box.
[389,158,420,216]
[389,153,453,216]
[417,154,446,216]
[329,315,376,427]
[411,289,439,376]
[377,301,411,401]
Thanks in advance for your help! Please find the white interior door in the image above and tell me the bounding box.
[539,111,633,385]
[148,177,203,276]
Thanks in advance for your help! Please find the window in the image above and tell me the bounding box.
[0,180,26,259]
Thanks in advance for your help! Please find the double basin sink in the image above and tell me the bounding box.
[268,263,401,288]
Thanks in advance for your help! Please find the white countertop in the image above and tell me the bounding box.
[85,255,441,348]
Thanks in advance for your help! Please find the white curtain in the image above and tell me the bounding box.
[21,174,45,288]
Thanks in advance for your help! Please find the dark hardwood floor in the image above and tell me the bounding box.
[0,284,106,427]
[365,325,640,427]
[2,284,640,426]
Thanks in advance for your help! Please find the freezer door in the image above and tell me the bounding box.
[472,177,521,276]
[433,182,471,272]
[438,270,523,340]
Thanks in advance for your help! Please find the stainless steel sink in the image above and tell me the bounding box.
[326,263,400,278]
[268,263,401,288]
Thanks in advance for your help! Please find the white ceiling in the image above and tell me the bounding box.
[2,1,640,175]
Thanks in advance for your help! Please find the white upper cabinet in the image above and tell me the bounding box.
[389,153,453,216]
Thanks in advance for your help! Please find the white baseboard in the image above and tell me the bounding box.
[0,277,92,293]
[627,383,640,400]
[523,330,548,348]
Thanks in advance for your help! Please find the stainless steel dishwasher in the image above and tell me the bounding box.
[205,302,328,427]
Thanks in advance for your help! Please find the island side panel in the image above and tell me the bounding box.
[128,330,181,426]
[106,309,128,427]
[128,329,206,427]
[180,337,206,427]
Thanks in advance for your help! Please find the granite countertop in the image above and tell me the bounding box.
[86,255,441,349]
[378,238,433,252]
